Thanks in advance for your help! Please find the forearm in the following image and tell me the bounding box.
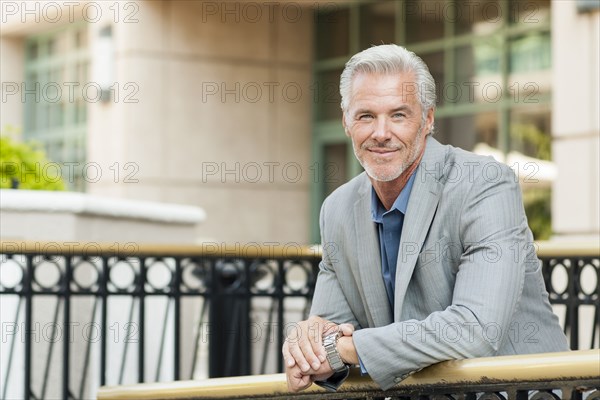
[352,304,501,390]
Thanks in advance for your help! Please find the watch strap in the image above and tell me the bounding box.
[313,366,350,392]
[323,332,347,373]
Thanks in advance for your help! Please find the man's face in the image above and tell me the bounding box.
[343,72,433,182]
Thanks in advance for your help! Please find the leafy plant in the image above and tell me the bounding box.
[0,127,65,191]
[523,188,552,240]
[510,122,552,239]
[510,122,551,161]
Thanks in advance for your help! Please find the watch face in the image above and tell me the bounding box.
[326,333,336,343]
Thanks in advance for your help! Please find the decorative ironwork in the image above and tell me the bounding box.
[541,255,600,350]
[0,241,598,400]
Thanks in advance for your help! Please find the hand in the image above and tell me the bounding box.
[282,316,354,374]
[286,359,334,392]
[286,364,312,392]
[283,316,355,392]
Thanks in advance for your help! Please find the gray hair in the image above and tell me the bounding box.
[340,44,436,133]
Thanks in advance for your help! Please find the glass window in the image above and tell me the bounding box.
[312,0,553,242]
[24,25,89,191]
[49,36,64,57]
[76,61,88,83]
[75,100,87,124]
[315,6,350,60]
[473,40,502,76]
[323,143,348,197]
[24,73,38,132]
[455,0,502,36]
[75,28,88,49]
[509,0,550,26]
[418,51,445,106]
[46,138,64,164]
[510,106,551,160]
[404,0,445,44]
[509,32,551,73]
[454,41,502,104]
[435,112,498,152]
[359,1,396,51]
[27,42,38,60]
[47,103,63,129]
[48,38,56,57]
[313,69,343,121]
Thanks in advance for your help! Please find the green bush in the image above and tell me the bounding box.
[0,129,65,191]
[511,122,553,240]
[523,188,552,240]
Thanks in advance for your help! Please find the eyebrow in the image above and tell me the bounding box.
[390,106,413,114]
[353,105,414,116]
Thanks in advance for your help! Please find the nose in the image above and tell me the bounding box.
[371,117,392,142]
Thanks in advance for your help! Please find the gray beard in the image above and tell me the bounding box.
[353,124,425,182]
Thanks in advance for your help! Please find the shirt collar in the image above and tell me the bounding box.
[370,169,417,223]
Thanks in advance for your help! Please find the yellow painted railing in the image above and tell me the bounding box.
[2,239,599,258]
[97,350,600,399]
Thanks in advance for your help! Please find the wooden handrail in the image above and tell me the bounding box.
[96,350,600,399]
[0,240,322,258]
[1,240,599,258]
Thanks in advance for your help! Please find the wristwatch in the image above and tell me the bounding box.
[322,331,347,373]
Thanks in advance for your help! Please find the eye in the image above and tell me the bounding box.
[392,112,406,118]
[358,114,373,120]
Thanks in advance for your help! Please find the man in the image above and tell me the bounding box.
[283,44,568,392]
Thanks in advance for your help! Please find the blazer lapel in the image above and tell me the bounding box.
[352,174,393,327]
[393,137,446,320]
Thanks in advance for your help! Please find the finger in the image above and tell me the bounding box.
[288,337,313,372]
[298,318,325,370]
[285,322,311,370]
[287,366,312,392]
[299,331,323,371]
[282,341,295,368]
[338,323,355,336]
[289,376,311,392]
[297,374,311,391]
[308,317,328,362]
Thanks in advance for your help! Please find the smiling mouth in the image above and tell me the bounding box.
[368,148,398,155]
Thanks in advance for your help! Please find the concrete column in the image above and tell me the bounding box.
[551,1,600,241]
[0,36,25,131]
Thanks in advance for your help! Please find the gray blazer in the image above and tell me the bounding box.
[310,136,568,390]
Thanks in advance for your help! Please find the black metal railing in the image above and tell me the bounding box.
[539,243,600,350]
[0,240,598,400]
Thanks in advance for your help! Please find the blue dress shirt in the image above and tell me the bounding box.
[370,171,417,309]
[357,170,417,374]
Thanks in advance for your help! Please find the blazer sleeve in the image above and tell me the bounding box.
[352,163,533,390]
[310,196,360,329]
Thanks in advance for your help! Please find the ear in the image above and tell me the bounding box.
[342,113,351,137]
[425,108,434,134]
